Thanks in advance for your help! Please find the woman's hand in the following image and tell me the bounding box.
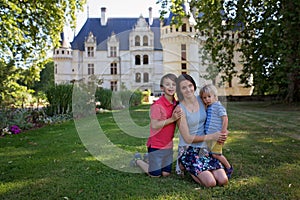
[205,131,227,143]
[217,130,228,144]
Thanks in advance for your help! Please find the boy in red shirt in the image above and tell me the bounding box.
[131,73,182,177]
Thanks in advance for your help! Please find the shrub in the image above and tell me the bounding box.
[45,84,73,116]
[95,89,143,110]
[95,88,112,110]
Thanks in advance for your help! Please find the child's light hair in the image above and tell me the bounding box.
[200,84,218,100]
[160,73,177,87]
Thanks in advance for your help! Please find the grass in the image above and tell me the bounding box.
[0,102,299,199]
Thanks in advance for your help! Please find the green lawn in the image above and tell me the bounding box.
[0,102,299,199]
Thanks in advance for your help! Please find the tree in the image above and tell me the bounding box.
[0,0,86,105]
[32,60,55,93]
[157,0,300,102]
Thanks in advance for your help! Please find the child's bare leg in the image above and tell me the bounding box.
[212,154,231,169]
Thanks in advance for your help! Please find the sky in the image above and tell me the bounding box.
[65,0,164,41]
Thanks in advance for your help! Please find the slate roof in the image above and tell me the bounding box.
[71,17,162,51]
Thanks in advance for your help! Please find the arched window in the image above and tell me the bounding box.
[135,36,140,46]
[143,55,149,65]
[143,73,149,83]
[143,36,148,46]
[135,55,141,65]
[135,73,141,83]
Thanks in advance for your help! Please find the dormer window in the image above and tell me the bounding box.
[87,47,94,57]
[107,32,119,57]
[143,36,148,46]
[85,32,96,57]
[110,46,117,57]
[135,36,140,46]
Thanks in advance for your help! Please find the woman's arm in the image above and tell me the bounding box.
[176,114,225,143]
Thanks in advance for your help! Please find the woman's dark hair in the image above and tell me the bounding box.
[176,74,197,101]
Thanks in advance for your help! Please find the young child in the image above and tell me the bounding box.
[200,84,233,178]
[130,73,182,177]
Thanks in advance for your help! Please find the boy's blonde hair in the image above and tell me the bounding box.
[200,84,218,100]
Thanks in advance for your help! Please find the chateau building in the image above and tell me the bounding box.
[53,7,253,96]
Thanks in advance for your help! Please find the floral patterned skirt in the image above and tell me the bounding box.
[178,146,223,177]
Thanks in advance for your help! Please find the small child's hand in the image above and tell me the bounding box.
[172,106,183,121]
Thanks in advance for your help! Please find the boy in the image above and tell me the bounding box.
[130,73,182,177]
[200,84,233,178]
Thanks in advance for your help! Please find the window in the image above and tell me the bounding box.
[88,63,94,75]
[182,23,186,32]
[110,62,117,75]
[135,73,141,82]
[143,36,148,46]
[143,73,149,83]
[110,46,117,57]
[87,47,94,57]
[111,81,117,91]
[135,55,141,65]
[135,36,140,46]
[181,63,187,74]
[181,44,186,61]
[143,55,149,65]
[55,64,58,74]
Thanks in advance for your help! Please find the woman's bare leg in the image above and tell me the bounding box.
[212,169,228,186]
[193,171,217,187]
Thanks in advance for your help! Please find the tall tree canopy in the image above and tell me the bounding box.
[0,0,86,105]
[157,0,300,102]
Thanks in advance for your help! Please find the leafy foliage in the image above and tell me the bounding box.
[45,84,73,116]
[157,0,300,102]
[0,0,86,106]
[0,0,85,64]
[95,88,143,110]
[32,61,55,93]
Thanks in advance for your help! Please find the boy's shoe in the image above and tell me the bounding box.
[143,153,149,163]
[129,152,142,167]
[225,166,234,179]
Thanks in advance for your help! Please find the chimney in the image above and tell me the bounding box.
[148,7,153,26]
[101,7,107,26]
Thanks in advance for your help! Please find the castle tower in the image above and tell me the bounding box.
[53,32,74,84]
[160,10,208,89]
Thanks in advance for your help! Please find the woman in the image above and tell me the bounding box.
[175,74,228,187]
